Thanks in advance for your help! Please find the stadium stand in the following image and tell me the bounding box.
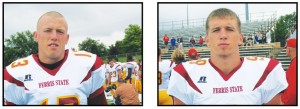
[159,12,292,71]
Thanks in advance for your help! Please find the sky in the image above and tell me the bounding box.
[159,3,296,24]
[3,3,141,49]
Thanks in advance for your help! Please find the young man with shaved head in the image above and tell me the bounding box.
[4,11,107,105]
[167,8,287,105]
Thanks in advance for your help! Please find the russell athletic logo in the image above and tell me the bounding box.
[197,76,207,83]
[24,74,33,81]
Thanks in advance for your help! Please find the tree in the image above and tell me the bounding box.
[116,24,142,54]
[271,12,296,47]
[4,30,38,67]
[115,40,124,54]
[108,44,118,56]
[78,37,108,57]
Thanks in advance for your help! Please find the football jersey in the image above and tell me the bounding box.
[159,60,175,90]
[125,62,139,78]
[104,64,110,79]
[107,63,122,82]
[167,57,288,105]
[115,62,122,67]
[4,50,106,105]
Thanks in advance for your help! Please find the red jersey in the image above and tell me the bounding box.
[281,57,297,105]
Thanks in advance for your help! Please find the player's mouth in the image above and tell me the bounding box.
[218,43,229,48]
[48,43,59,49]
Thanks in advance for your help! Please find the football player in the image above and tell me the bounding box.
[107,56,122,97]
[134,58,142,93]
[4,11,107,105]
[124,55,139,85]
[168,8,287,105]
[158,48,176,105]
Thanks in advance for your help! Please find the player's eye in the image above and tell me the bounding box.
[44,29,52,32]
[226,27,234,31]
[57,30,65,35]
[212,28,220,32]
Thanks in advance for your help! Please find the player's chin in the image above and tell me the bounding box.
[47,52,62,59]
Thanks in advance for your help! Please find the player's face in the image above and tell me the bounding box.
[34,16,69,63]
[109,61,114,67]
[206,16,243,57]
[286,47,290,57]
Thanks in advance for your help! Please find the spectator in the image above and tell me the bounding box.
[190,36,196,48]
[163,34,169,49]
[171,36,176,50]
[246,34,253,46]
[266,32,271,44]
[199,36,204,47]
[114,79,140,105]
[262,34,267,44]
[257,33,262,44]
[243,34,247,46]
[254,33,259,44]
[281,38,296,105]
[188,48,200,61]
[177,35,183,50]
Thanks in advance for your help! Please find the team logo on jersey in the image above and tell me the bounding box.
[197,76,207,83]
[24,74,33,81]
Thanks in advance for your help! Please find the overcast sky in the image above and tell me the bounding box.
[4,3,141,49]
[159,3,296,23]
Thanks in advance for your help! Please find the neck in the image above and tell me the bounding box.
[159,56,162,62]
[39,55,64,64]
[290,54,296,60]
[38,50,66,64]
[210,53,241,75]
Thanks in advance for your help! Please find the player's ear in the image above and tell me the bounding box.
[33,31,38,42]
[238,34,244,45]
[65,34,69,45]
[205,35,209,47]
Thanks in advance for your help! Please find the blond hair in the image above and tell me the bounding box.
[171,48,185,64]
[206,8,241,34]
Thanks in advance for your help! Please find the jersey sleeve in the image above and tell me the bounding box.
[167,66,191,104]
[4,68,26,105]
[135,63,140,72]
[115,64,122,71]
[89,56,106,98]
[261,62,288,103]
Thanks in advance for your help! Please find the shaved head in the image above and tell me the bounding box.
[34,11,69,64]
[37,11,68,32]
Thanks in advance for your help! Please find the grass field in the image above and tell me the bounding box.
[103,55,142,63]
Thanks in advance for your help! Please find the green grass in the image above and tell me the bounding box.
[103,55,142,63]
[107,99,114,105]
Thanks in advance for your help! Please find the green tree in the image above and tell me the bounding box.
[271,12,296,47]
[108,44,118,56]
[115,40,124,54]
[116,24,142,54]
[78,37,108,57]
[4,30,38,67]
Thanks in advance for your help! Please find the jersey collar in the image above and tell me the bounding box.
[209,58,244,81]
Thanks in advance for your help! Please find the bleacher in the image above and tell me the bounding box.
[160,43,291,71]
[161,46,271,59]
[159,20,271,41]
[276,48,292,70]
